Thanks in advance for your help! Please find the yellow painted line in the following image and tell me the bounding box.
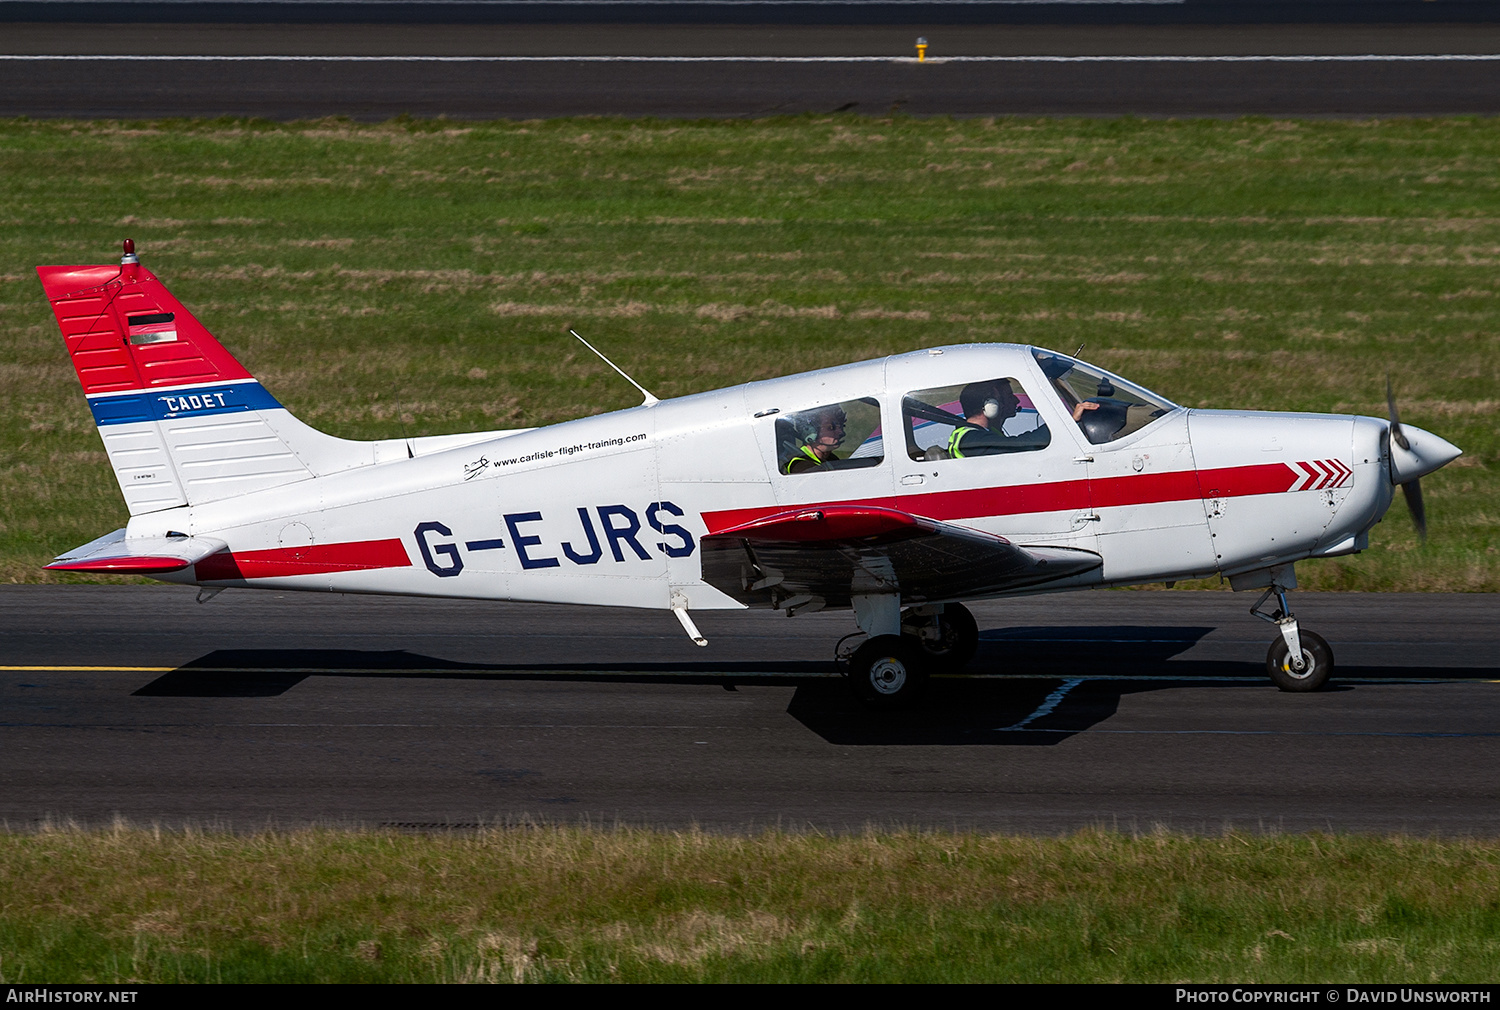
[1,665,175,672]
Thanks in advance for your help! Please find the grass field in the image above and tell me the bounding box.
[2,826,1498,983]
[1,116,1496,588]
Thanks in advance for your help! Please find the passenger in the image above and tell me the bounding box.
[947,380,1053,457]
[785,406,847,474]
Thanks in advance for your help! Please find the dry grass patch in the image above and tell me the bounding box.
[3,826,1500,982]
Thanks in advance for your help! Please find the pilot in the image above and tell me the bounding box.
[948,380,1049,458]
[785,406,847,473]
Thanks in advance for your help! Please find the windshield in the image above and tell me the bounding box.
[1031,349,1177,445]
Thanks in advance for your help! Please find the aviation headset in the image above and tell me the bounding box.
[960,380,1015,421]
[793,406,848,446]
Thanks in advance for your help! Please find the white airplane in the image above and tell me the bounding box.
[38,241,1462,706]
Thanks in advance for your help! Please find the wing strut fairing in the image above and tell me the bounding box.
[700,504,1101,611]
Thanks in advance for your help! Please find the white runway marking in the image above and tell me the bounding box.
[6,666,1497,683]
[4,54,1500,63]
[997,677,1082,731]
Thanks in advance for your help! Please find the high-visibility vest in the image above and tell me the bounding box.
[783,445,824,474]
[947,425,982,459]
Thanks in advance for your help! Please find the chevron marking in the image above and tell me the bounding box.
[1288,459,1352,492]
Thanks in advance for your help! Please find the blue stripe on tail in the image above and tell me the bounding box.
[87,382,283,426]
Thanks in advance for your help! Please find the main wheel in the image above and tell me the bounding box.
[901,603,979,670]
[1266,630,1334,692]
[849,635,929,709]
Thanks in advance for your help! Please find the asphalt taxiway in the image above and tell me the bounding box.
[3,586,1497,834]
[4,22,1500,117]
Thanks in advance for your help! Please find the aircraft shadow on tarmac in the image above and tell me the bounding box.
[793,624,1218,746]
[129,650,838,697]
[130,624,1209,698]
[130,624,1500,746]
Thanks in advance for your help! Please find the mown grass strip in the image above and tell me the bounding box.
[1,826,1498,983]
[1,115,1495,588]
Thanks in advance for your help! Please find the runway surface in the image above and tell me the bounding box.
[4,586,1498,834]
[4,23,1500,117]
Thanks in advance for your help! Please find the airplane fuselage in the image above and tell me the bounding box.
[126,344,1397,611]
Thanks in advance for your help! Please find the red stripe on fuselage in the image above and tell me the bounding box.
[702,462,1297,535]
[194,538,411,581]
[1193,463,1300,498]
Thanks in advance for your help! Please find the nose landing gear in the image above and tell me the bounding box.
[1250,581,1335,692]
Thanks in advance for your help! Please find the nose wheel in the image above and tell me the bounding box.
[1251,583,1335,692]
[1266,630,1334,692]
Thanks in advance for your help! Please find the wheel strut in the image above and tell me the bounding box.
[1250,584,1305,673]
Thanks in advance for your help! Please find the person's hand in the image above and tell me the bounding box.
[1072,401,1101,422]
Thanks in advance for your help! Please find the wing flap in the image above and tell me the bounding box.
[46,528,228,574]
[701,505,1100,609]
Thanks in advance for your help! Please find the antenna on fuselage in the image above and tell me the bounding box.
[569,328,658,407]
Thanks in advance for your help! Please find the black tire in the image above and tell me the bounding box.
[900,603,979,670]
[1266,630,1334,692]
[849,635,929,709]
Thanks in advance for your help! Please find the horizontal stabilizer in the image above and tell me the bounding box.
[47,528,227,574]
[702,505,1101,609]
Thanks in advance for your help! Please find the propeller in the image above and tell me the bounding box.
[1400,468,1427,542]
[1386,375,1455,542]
[1386,375,1424,540]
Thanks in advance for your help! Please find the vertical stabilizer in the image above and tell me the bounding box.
[38,241,319,514]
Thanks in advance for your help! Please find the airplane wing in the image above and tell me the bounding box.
[46,528,228,574]
[700,505,1101,611]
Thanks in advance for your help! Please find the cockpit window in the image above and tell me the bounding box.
[1032,350,1177,445]
[775,397,884,475]
[903,377,1050,462]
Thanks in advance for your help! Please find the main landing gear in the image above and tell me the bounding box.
[1249,579,1335,692]
[843,602,979,709]
[848,635,928,709]
[902,603,980,669]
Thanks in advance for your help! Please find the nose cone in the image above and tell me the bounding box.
[1390,424,1462,485]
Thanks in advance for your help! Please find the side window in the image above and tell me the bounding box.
[903,377,1050,462]
[775,397,884,475]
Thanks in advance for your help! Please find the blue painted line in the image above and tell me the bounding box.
[995,728,1500,738]
[465,538,507,551]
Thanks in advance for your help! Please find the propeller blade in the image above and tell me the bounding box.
[1386,373,1410,451]
[1401,478,1427,542]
